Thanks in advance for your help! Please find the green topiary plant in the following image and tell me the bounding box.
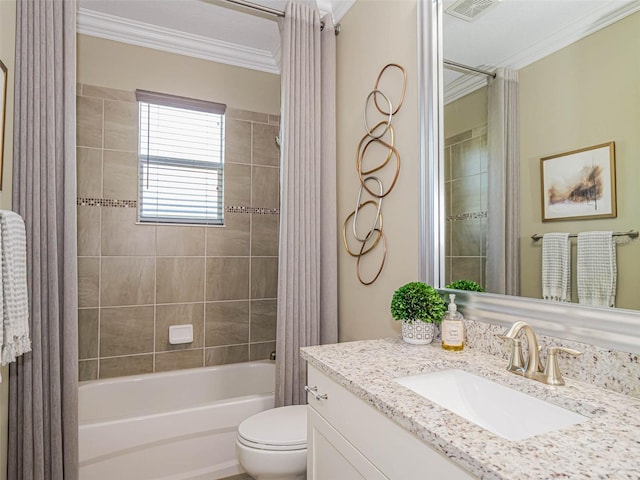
[390,282,446,324]
[446,279,485,292]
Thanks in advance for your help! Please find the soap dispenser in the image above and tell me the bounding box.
[442,294,464,351]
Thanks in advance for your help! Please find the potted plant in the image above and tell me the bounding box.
[391,282,446,345]
[446,279,485,292]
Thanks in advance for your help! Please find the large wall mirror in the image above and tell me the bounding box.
[419,0,640,354]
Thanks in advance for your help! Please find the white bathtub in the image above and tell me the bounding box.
[79,360,275,480]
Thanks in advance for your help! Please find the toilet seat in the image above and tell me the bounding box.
[237,405,307,452]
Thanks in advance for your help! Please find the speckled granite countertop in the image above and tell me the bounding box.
[301,338,640,480]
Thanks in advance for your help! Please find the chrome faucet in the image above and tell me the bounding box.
[499,321,582,386]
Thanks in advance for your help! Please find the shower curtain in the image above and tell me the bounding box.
[486,68,520,296]
[276,2,338,406]
[9,0,79,478]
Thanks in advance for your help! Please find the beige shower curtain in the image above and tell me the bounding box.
[486,68,520,296]
[276,2,338,406]
[9,0,79,478]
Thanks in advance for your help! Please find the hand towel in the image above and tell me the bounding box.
[542,233,571,302]
[0,210,31,366]
[577,231,617,308]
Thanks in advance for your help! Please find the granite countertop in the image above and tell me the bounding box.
[301,338,640,480]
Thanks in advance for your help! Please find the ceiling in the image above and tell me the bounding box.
[77,0,640,84]
[443,0,640,102]
[77,0,355,74]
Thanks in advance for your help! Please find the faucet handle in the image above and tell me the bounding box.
[498,335,526,373]
[544,346,582,386]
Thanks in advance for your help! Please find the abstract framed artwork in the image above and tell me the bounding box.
[540,142,616,222]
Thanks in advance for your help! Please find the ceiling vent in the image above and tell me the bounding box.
[445,0,499,22]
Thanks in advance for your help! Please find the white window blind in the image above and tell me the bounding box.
[136,90,226,225]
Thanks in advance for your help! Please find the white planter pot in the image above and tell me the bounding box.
[401,321,435,345]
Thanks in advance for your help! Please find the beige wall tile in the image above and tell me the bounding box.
[100,257,155,306]
[78,257,100,308]
[450,176,481,216]
[252,123,280,167]
[206,214,250,256]
[79,308,99,360]
[99,354,153,379]
[78,206,101,257]
[156,303,204,351]
[103,150,138,200]
[250,299,276,343]
[100,306,154,356]
[450,257,483,286]
[251,166,279,209]
[156,225,205,256]
[451,136,482,179]
[77,96,103,148]
[82,85,136,102]
[155,350,204,372]
[250,214,279,257]
[225,119,251,165]
[205,301,249,347]
[104,100,138,151]
[226,108,268,123]
[77,147,103,197]
[451,219,482,257]
[101,207,155,256]
[250,342,276,361]
[250,257,278,299]
[206,257,249,301]
[79,360,98,382]
[156,257,205,304]
[205,345,249,366]
[268,114,280,126]
[225,163,251,207]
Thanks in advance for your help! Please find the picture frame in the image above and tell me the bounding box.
[540,141,616,222]
[0,59,6,190]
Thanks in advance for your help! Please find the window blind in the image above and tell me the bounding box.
[136,91,226,225]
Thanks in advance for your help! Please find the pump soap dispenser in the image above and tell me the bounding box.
[442,294,464,351]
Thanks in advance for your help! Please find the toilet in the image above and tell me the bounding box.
[236,405,307,480]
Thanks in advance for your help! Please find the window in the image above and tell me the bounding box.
[136,90,226,225]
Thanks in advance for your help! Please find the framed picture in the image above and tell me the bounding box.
[0,59,6,190]
[540,142,616,222]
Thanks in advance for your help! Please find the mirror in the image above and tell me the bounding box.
[441,0,640,311]
[418,0,640,354]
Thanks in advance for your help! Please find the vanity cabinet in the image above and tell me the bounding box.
[306,365,475,480]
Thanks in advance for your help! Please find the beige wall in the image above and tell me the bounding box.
[444,86,487,138]
[0,0,15,477]
[519,11,640,309]
[77,34,280,115]
[336,0,420,341]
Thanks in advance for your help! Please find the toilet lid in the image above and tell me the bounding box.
[238,405,307,451]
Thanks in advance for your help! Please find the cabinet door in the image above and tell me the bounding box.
[308,407,388,480]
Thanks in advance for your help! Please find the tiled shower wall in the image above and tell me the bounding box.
[444,125,488,287]
[76,84,280,381]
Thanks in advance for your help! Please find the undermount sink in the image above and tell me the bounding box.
[394,369,588,441]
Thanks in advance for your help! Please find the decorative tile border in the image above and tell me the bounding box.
[77,198,137,208]
[226,206,280,215]
[446,211,487,222]
[76,198,280,215]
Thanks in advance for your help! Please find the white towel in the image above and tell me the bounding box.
[0,210,31,366]
[542,233,571,302]
[577,231,617,308]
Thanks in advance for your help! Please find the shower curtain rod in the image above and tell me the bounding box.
[219,0,339,33]
[444,59,496,78]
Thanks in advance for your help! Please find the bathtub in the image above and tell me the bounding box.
[79,360,275,480]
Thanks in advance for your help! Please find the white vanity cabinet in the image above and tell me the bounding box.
[306,365,475,480]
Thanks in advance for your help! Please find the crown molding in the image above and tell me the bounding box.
[331,0,356,22]
[499,2,640,70]
[445,2,640,101]
[444,74,487,104]
[77,8,280,74]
